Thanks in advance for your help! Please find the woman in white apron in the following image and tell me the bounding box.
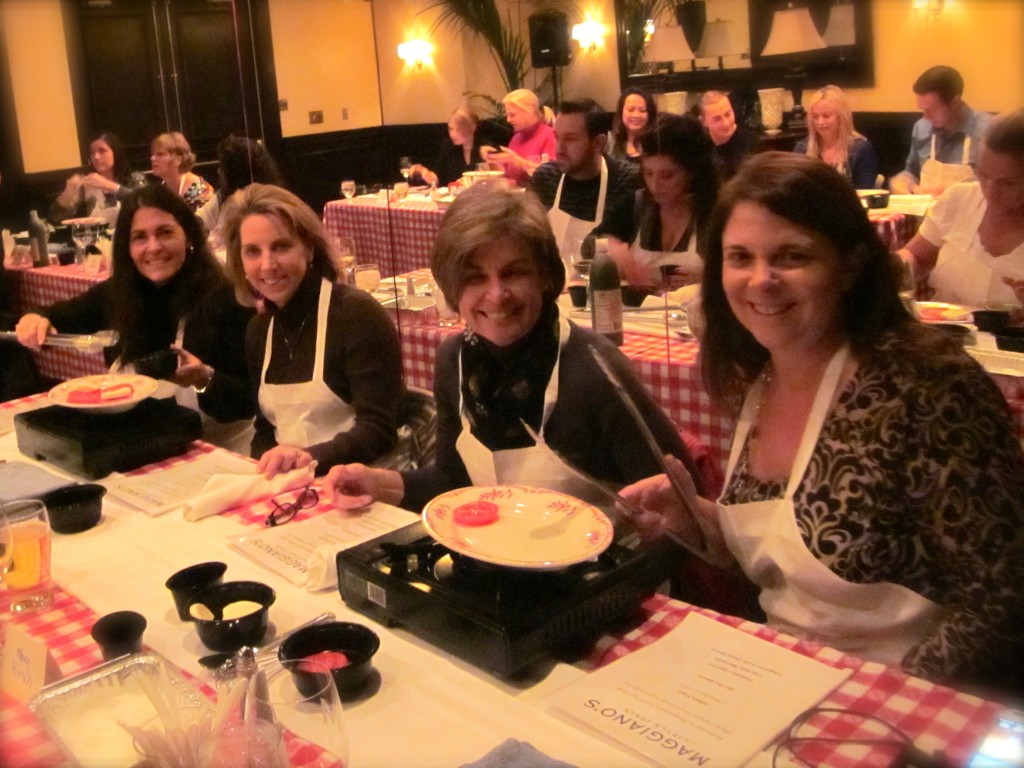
[324,183,704,514]
[16,184,255,444]
[897,110,1024,307]
[219,184,404,480]
[622,153,1024,694]
[595,115,715,291]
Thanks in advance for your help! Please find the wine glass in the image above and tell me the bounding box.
[331,235,357,284]
[200,661,348,768]
[352,263,381,292]
[340,179,355,200]
[399,156,412,181]
[72,223,97,265]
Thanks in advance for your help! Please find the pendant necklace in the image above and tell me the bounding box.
[280,309,312,361]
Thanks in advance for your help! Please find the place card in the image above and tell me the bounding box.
[1,623,62,703]
[548,612,851,767]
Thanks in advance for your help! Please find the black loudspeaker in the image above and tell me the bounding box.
[528,11,571,68]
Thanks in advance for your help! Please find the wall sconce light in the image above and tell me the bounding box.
[913,0,944,20]
[571,17,606,52]
[397,39,433,69]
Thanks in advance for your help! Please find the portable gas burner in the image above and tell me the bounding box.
[336,520,675,677]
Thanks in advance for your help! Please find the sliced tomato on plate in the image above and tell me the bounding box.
[453,500,499,527]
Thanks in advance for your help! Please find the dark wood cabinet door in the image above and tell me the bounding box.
[65,0,263,168]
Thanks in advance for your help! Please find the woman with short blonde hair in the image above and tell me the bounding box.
[150,131,214,211]
[795,85,880,189]
[409,106,484,187]
[479,88,557,186]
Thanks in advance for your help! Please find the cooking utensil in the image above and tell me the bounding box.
[0,329,118,353]
[588,346,712,557]
[197,611,335,669]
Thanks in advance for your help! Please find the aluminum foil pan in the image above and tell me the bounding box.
[29,651,212,768]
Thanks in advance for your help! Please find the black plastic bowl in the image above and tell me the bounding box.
[973,309,1012,334]
[187,580,275,653]
[166,561,228,621]
[132,349,179,380]
[996,327,1024,353]
[42,483,106,534]
[278,621,380,694]
[621,284,653,307]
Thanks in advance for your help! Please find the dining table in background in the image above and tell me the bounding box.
[0,392,1005,768]
[322,195,444,278]
[5,263,108,380]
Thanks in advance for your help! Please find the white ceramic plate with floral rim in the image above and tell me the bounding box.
[422,485,614,570]
[49,373,158,413]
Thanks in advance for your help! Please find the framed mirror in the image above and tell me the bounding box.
[616,0,873,95]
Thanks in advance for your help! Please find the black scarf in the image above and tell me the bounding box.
[460,302,560,451]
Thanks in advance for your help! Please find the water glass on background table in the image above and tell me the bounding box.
[399,156,411,181]
[352,263,381,293]
[431,280,460,327]
[340,180,355,200]
[1,499,53,613]
[72,223,98,265]
[330,235,357,285]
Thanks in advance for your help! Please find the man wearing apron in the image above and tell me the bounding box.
[530,99,641,275]
[890,65,991,195]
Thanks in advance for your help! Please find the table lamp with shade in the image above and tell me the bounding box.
[644,25,696,73]
[759,2,827,124]
[822,0,856,48]
[697,18,741,70]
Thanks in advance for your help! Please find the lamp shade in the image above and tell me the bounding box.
[644,25,695,63]
[822,2,856,47]
[697,19,740,58]
[761,6,827,56]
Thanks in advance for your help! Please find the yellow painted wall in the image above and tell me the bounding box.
[373,1,466,125]
[1,0,80,173]
[268,0,381,136]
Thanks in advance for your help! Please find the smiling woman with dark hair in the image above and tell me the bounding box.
[623,152,1024,695]
[16,184,254,443]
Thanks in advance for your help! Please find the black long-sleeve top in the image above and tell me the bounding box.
[245,272,405,472]
[39,278,253,422]
[400,321,702,512]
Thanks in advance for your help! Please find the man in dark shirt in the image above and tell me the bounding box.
[530,99,640,263]
[698,91,757,182]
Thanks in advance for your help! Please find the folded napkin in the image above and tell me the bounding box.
[0,461,74,504]
[306,545,340,592]
[182,464,315,521]
[459,739,578,768]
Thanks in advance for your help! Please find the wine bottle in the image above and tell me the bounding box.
[590,238,623,346]
[28,210,49,267]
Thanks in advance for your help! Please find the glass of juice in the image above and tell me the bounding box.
[1,499,53,613]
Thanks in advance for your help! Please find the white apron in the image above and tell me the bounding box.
[920,133,975,193]
[455,313,600,503]
[258,279,355,448]
[548,159,608,278]
[632,223,702,289]
[717,346,941,667]
[114,321,253,454]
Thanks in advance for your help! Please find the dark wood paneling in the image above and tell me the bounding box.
[856,112,919,179]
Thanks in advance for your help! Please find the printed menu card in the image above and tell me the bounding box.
[548,612,851,767]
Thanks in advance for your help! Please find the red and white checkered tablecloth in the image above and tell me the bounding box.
[5,264,108,381]
[322,198,444,278]
[584,594,1000,768]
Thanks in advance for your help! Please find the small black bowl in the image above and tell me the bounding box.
[996,327,1024,353]
[91,610,147,661]
[567,283,587,308]
[973,310,1012,334]
[132,349,179,380]
[621,284,653,308]
[187,581,275,653]
[278,621,380,694]
[42,484,106,534]
[166,561,228,621]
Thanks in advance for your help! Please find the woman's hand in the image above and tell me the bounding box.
[324,463,404,508]
[57,174,84,207]
[82,173,120,194]
[257,444,314,479]
[15,313,55,350]
[169,347,210,390]
[409,164,437,186]
[620,455,730,563]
